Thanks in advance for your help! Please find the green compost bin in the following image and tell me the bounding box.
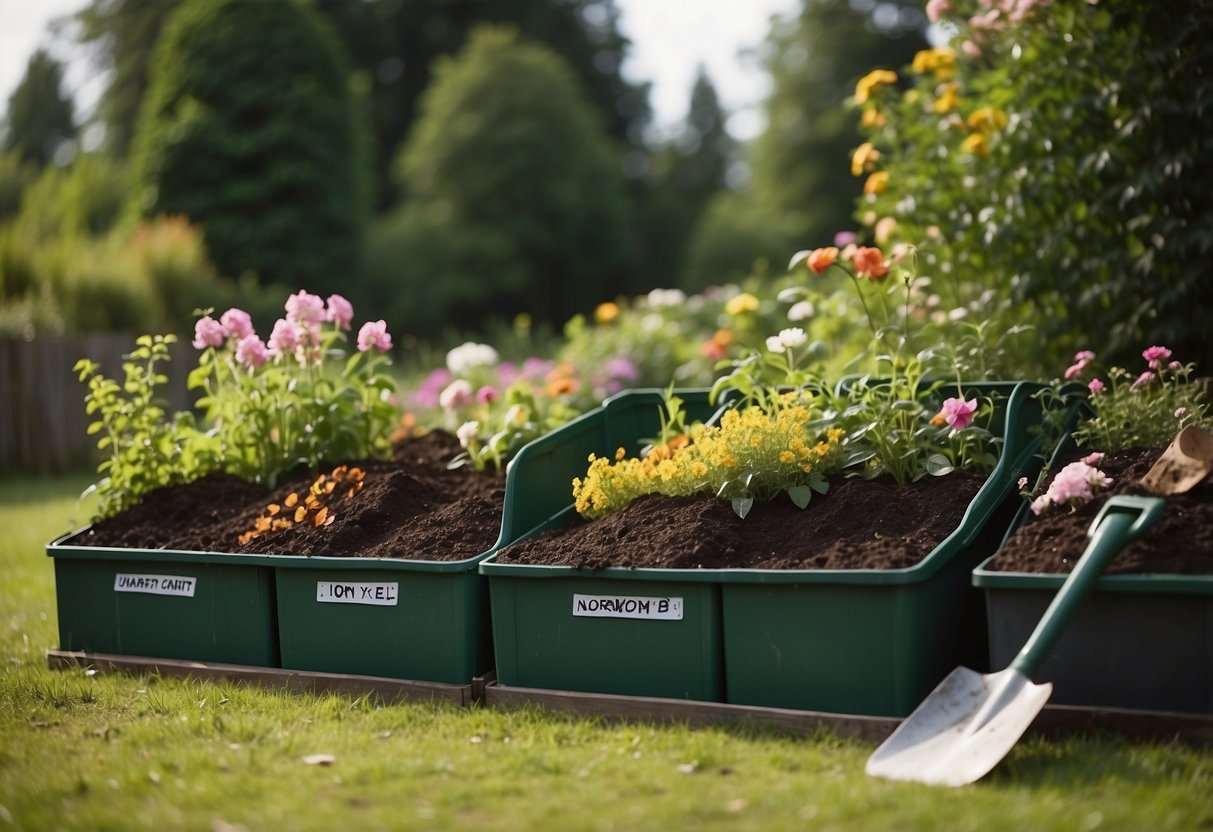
[272,552,495,685]
[47,534,280,667]
[718,381,1050,717]
[481,388,728,701]
[973,434,1213,714]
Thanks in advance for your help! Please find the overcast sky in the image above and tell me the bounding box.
[0,0,800,142]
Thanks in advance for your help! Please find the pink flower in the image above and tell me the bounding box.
[833,230,858,247]
[1176,407,1187,418]
[267,318,300,357]
[1088,378,1105,395]
[961,39,983,60]
[439,379,473,411]
[476,385,498,405]
[1017,476,1029,492]
[220,308,254,340]
[285,290,325,325]
[1064,362,1087,380]
[1073,350,1095,363]
[1142,345,1172,369]
[1132,370,1155,389]
[192,316,225,350]
[941,396,979,431]
[926,0,952,22]
[1030,460,1113,516]
[235,335,268,368]
[356,320,392,353]
[1084,452,1104,465]
[325,294,354,331]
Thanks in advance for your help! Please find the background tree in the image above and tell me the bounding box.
[128,0,371,293]
[385,25,634,332]
[748,0,927,246]
[73,0,184,158]
[2,49,76,167]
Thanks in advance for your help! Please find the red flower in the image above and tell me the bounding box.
[851,246,888,280]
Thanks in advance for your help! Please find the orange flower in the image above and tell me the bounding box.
[595,301,620,324]
[851,246,888,280]
[850,142,880,177]
[855,69,897,104]
[711,328,734,347]
[863,171,889,196]
[861,108,886,128]
[962,132,989,156]
[807,247,839,274]
[545,376,580,397]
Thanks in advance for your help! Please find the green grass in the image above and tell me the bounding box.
[1,475,1210,830]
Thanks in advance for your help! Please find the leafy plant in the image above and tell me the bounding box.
[189,291,397,486]
[74,334,215,518]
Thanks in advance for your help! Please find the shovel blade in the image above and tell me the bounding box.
[1140,425,1213,495]
[865,667,1052,787]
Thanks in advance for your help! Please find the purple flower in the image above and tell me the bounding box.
[1142,345,1172,369]
[285,290,326,325]
[833,230,858,247]
[325,294,354,331]
[220,308,254,340]
[267,318,300,357]
[235,335,268,368]
[192,316,225,350]
[604,356,640,382]
[356,320,392,353]
[941,396,978,431]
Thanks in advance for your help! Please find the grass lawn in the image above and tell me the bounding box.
[1,474,1210,831]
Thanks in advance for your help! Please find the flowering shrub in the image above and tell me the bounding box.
[189,291,397,486]
[573,394,846,520]
[1062,346,1211,452]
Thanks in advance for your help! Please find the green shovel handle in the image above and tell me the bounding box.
[1009,495,1166,679]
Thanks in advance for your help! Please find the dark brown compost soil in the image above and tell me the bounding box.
[71,432,506,560]
[496,470,987,570]
[989,446,1213,575]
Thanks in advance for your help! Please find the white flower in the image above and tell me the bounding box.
[788,301,815,322]
[778,327,807,349]
[766,336,785,353]
[456,420,480,449]
[646,288,687,308]
[446,342,498,374]
[439,379,474,411]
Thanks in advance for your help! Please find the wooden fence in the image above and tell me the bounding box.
[0,335,191,475]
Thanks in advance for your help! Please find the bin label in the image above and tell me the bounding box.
[572,594,683,620]
[113,573,197,597]
[315,581,398,606]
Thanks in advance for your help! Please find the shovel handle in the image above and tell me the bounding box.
[1009,495,1165,679]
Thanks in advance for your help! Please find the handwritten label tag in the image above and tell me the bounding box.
[113,573,197,597]
[315,581,399,606]
[572,594,684,621]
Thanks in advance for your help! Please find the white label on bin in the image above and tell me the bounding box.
[315,581,398,606]
[572,594,683,620]
[113,573,197,597]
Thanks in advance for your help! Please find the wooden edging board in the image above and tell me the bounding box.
[46,649,473,707]
[482,682,1213,747]
[45,651,1213,746]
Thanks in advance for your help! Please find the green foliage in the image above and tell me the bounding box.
[856,0,1213,372]
[394,25,634,328]
[679,193,798,292]
[74,334,213,518]
[128,0,370,292]
[0,151,37,222]
[748,0,928,246]
[13,152,126,240]
[1065,347,1212,452]
[2,49,76,167]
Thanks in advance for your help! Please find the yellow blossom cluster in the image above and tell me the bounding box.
[572,403,846,520]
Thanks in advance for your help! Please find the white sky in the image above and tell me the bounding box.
[0,0,799,142]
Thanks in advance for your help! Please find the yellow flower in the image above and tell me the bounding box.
[725,292,760,316]
[967,107,1008,132]
[855,69,897,104]
[933,82,960,114]
[962,132,989,156]
[595,301,620,324]
[850,142,881,177]
[861,107,887,128]
[912,47,956,80]
[864,171,889,195]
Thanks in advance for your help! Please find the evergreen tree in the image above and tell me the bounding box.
[128,0,370,292]
[748,0,927,245]
[392,25,634,328]
[2,49,76,167]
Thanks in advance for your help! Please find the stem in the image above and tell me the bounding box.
[847,272,879,338]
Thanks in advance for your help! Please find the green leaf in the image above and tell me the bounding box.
[926,454,954,476]
[787,485,812,509]
[731,496,753,519]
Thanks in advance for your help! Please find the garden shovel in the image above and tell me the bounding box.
[865,494,1165,787]
[1139,425,1213,496]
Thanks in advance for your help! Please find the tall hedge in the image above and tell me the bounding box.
[128,0,369,292]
